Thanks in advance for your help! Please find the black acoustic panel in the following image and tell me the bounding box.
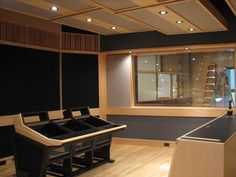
[0,126,15,158]
[0,44,60,115]
[62,53,99,108]
[108,115,212,141]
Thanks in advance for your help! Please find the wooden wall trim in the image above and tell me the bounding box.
[0,41,100,54]
[107,107,228,117]
[99,53,107,119]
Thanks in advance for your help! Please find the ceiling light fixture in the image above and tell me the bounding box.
[111,26,117,30]
[176,20,183,24]
[188,28,195,31]
[128,51,132,54]
[185,47,189,50]
[86,18,92,22]
[159,11,167,15]
[50,6,58,11]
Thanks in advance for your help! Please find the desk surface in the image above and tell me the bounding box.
[182,114,236,142]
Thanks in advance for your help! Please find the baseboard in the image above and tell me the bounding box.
[112,137,176,147]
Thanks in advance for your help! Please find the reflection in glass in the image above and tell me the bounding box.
[136,50,235,107]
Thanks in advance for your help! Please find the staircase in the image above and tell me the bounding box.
[203,64,216,107]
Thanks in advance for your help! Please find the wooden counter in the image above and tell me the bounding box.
[169,114,236,177]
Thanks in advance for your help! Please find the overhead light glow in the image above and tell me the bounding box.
[176,20,183,24]
[111,26,117,30]
[159,11,167,15]
[128,51,132,54]
[86,18,92,22]
[50,6,58,11]
[189,28,195,31]
[185,47,189,50]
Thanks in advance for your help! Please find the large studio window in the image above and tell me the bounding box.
[135,50,235,107]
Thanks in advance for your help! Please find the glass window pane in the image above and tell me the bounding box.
[137,55,156,71]
[138,73,156,102]
[135,49,235,107]
[158,74,171,98]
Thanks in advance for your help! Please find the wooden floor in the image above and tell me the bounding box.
[77,143,174,177]
[2,143,174,177]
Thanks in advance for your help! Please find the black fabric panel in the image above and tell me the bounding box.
[62,53,99,108]
[100,17,236,51]
[0,44,60,115]
[108,115,212,141]
[62,25,97,35]
[0,126,15,158]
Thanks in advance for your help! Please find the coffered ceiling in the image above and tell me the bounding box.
[0,0,231,35]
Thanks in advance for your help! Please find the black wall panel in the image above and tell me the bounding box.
[62,53,99,108]
[0,44,60,115]
[0,126,15,158]
[108,115,211,141]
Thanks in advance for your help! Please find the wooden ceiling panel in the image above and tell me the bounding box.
[17,0,74,16]
[0,0,60,19]
[44,0,94,11]
[125,9,187,34]
[0,0,229,35]
[89,0,138,10]
[55,17,120,35]
[226,0,236,16]
[147,6,201,33]
[167,0,227,32]
[84,9,152,32]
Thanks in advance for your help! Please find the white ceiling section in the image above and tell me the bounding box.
[0,0,230,35]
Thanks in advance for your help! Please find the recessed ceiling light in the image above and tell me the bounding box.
[86,18,92,22]
[50,6,58,11]
[189,28,195,31]
[176,20,183,24]
[185,47,189,50]
[111,26,117,30]
[159,11,167,15]
[128,51,132,54]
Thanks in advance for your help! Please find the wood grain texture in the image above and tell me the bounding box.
[67,143,174,177]
[169,139,224,177]
[2,143,174,177]
[107,107,226,117]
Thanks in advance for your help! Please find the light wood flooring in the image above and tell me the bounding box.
[1,143,174,177]
[78,143,174,177]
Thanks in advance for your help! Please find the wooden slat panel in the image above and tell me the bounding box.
[95,35,99,51]
[0,21,7,40]
[53,33,59,49]
[39,30,45,47]
[24,26,29,44]
[49,32,54,48]
[6,23,13,41]
[70,33,76,50]
[12,24,19,42]
[61,33,65,49]
[90,35,96,51]
[65,33,71,50]
[34,29,40,46]
[29,27,35,45]
[81,34,86,51]
[44,31,50,47]
[18,25,25,43]
[85,35,91,51]
[75,34,81,50]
